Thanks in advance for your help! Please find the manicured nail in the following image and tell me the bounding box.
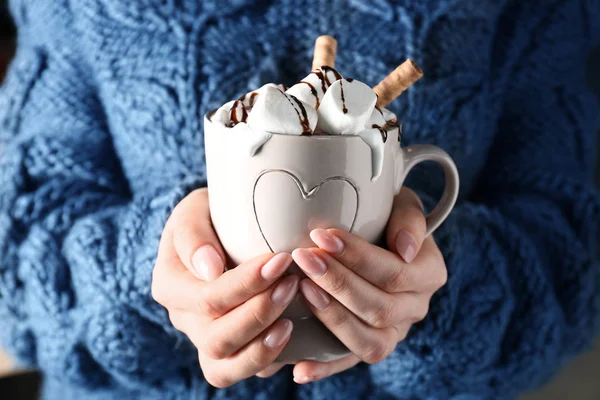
[294,375,316,384]
[395,230,417,263]
[192,245,224,281]
[271,275,299,306]
[264,319,293,349]
[300,279,330,311]
[261,253,293,281]
[292,249,327,277]
[310,229,345,254]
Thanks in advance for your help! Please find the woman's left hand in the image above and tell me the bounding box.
[255,187,448,384]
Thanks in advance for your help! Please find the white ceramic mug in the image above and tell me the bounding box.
[204,115,459,362]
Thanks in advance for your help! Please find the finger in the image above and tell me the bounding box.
[169,188,226,281]
[308,229,441,293]
[293,248,395,327]
[256,363,285,378]
[200,319,293,388]
[152,235,200,308]
[167,310,212,351]
[392,321,415,343]
[293,323,414,384]
[200,274,300,359]
[385,187,427,263]
[152,252,293,318]
[293,354,361,384]
[299,279,397,364]
[204,252,293,317]
[166,310,193,334]
[295,249,428,328]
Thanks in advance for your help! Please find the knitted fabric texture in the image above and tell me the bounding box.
[1,0,600,399]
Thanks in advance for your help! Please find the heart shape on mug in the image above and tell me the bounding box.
[252,169,359,253]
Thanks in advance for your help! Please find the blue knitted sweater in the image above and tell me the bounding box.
[1,0,600,399]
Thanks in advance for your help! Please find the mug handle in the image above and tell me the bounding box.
[395,144,460,236]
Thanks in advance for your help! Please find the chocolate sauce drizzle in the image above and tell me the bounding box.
[248,91,258,107]
[277,89,312,135]
[340,80,348,114]
[372,124,387,143]
[321,65,343,82]
[230,98,248,125]
[341,78,356,114]
[229,91,261,126]
[312,69,328,93]
[311,65,343,95]
[383,120,400,130]
[372,119,401,143]
[396,121,403,142]
[299,80,320,108]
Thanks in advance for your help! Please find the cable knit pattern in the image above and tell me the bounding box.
[1,0,599,399]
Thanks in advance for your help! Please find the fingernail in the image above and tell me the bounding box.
[310,229,345,254]
[271,275,299,306]
[264,319,293,349]
[292,249,327,277]
[261,253,293,281]
[294,376,316,384]
[395,230,417,263]
[300,279,330,311]
[192,245,224,281]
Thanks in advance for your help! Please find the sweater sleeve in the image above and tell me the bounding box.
[368,2,600,399]
[0,28,204,399]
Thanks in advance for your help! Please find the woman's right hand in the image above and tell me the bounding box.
[151,188,298,388]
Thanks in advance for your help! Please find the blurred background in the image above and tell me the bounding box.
[0,1,599,399]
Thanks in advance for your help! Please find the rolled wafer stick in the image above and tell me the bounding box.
[373,59,423,107]
[312,35,338,70]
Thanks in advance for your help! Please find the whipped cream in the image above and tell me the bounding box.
[209,67,400,181]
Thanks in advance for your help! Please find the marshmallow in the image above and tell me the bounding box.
[230,121,272,156]
[247,85,317,135]
[286,66,343,109]
[216,74,399,182]
[230,100,249,124]
[286,73,327,109]
[316,79,377,135]
[357,127,386,181]
[365,106,387,128]
[210,100,235,126]
[321,66,343,87]
[380,106,397,122]
[264,83,289,92]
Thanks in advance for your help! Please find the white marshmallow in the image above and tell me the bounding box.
[286,73,327,109]
[209,100,235,126]
[357,127,386,181]
[262,83,288,92]
[380,106,397,122]
[231,84,288,119]
[316,79,377,135]
[365,106,387,129]
[247,85,317,135]
[322,67,342,84]
[230,121,272,156]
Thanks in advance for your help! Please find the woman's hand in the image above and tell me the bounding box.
[283,187,448,383]
[152,188,299,388]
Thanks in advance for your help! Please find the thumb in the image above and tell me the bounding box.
[169,188,226,281]
[255,363,285,379]
[386,187,427,263]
